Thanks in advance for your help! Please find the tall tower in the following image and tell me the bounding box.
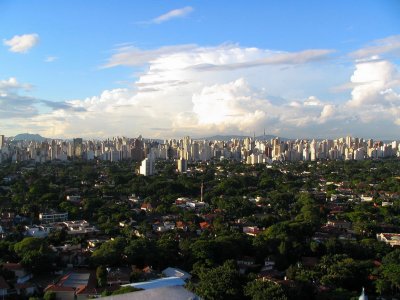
[0,135,4,149]
[200,181,204,202]
[73,138,83,158]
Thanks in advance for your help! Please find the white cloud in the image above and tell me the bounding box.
[0,77,32,92]
[178,78,268,131]
[3,33,39,53]
[45,56,58,62]
[4,39,400,139]
[104,44,334,70]
[347,58,400,107]
[191,49,335,71]
[103,44,196,68]
[152,6,193,24]
[304,96,323,106]
[351,35,400,59]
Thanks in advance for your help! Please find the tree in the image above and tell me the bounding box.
[124,238,157,268]
[14,237,53,273]
[96,265,107,287]
[43,291,56,300]
[244,280,288,300]
[91,237,126,266]
[194,260,242,300]
[376,249,400,295]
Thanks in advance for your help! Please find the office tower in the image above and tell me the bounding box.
[0,135,4,149]
[177,157,187,173]
[139,157,155,176]
[50,140,57,160]
[73,138,83,158]
[131,138,144,161]
[346,135,352,148]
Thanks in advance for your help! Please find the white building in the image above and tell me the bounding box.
[39,212,68,223]
[140,157,155,176]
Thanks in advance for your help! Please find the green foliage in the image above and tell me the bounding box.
[43,291,56,300]
[14,237,54,273]
[124,238,157,268]
[194,260,242,300]
[244,280,288,300]
[96,265,107,287]
[318,254,372,290]
[91,237,126,266]
[375,249,400,295]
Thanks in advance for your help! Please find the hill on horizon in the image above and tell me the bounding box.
[12,133,47,142]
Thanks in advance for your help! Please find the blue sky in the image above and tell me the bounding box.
[0,1,400,139]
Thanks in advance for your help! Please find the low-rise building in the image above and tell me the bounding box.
[39,211,68,223]
[377,233,400,247]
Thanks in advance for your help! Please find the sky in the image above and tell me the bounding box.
[0,0,400,140]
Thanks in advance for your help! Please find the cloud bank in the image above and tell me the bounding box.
[2,37,400,139]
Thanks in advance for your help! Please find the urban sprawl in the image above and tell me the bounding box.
[1,135,399,171]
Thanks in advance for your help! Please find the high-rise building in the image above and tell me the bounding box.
[177,158,187,173]
[0,135,4,149]
[139,157,155,176]
[73,138,83,158]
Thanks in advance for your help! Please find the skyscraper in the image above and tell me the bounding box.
[73,138,83,158]
[0,135,4,149]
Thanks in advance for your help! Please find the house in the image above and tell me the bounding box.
[0,225,6,238]
[175,221,187,231]
[326,219,352,230]
[141,203,153,212]
[44,270,97,300]
[2,263,28,279]
[360,195,373,202]
[0,276,10,298]
[237,257,258,274]
[377,233,400,247]
[66,195,82,205]
[262,258,276,272]
[199,221,210,231]
[243,226,261,236]
[39,211,69,223]
[24,224,53,238]
[15,282,37,297]
[62,220,99,235]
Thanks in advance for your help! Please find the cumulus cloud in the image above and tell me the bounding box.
[4,38,400,139]
[3,33,39,53]
[347,58,400,107]
[180,78,269,130]
[151,6,193,24]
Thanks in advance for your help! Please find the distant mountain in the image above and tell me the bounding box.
[13,133,47,142]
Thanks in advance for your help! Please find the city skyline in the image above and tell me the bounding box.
[1,1,400,139]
